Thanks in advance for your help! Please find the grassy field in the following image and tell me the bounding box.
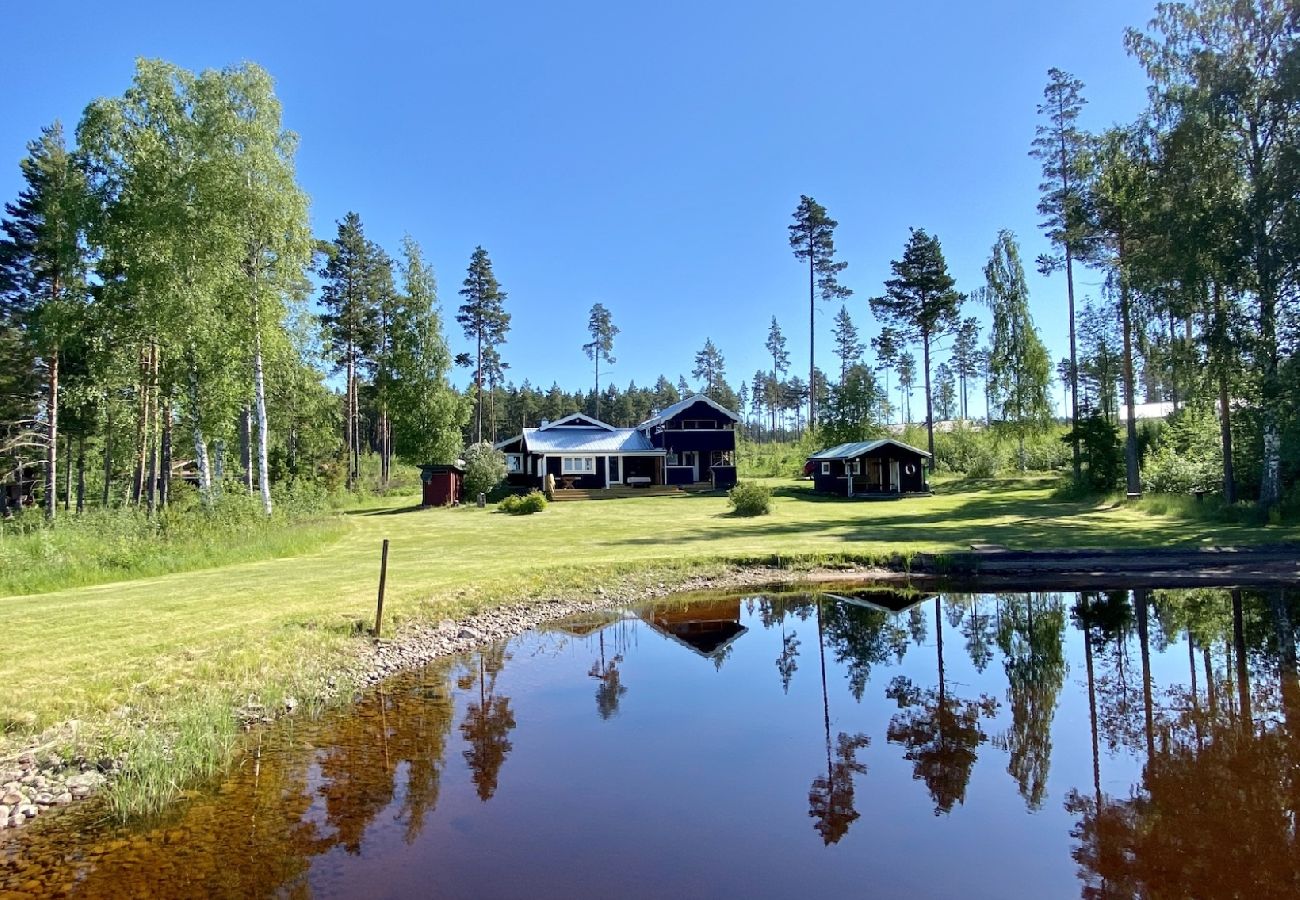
[2,474,1295,814]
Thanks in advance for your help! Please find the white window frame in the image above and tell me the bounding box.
[562,456,595,474]
[821,462,831,475]
[850,459,860,475]
[505,454,522,473]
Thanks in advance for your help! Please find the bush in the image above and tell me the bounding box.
[728,482,772,516]
[498,490,547,515]
[966,444,1008,479]
[463,442,507,500]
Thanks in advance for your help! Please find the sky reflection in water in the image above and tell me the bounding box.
[3,586,1299,899]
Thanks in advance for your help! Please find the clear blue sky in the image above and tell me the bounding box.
[5,0,1152,412]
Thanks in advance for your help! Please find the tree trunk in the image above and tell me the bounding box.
[922,332,935,467]
[344,349,354,491]
[808,252,816,429]
[76,435,85,514]
[102,398,113,508]
[475,330,484,444]
[62,431,71,513]
[1118,236,1140,497]
[1211,280,1236,504]
[160,401,172,510]
[146,344,159,517]
[132,347,149,505]
[239,405,252,493]
[251,308,273,517]
[186,344,214,506]
[45,349,59,521]
[1232,589,1252,730]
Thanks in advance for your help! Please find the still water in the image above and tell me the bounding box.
[4,586,1300,898]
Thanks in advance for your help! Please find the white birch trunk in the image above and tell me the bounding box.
[251,299,273,517]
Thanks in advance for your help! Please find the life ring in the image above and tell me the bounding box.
[903,463,916,476]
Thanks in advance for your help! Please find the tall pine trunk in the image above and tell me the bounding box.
[76,435,85,514]
[344,348,355,491]
[807,251,816,429]
[1059,122,1082,484]
[922,332,935,467]
[1118,235,1140,497]
[1213,281,1236,504]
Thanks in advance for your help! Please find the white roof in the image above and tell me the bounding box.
[808,439,931,460]
[523,426,661,455]
[637,393,739,430]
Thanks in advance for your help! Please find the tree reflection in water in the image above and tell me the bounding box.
[1067,588,1300,899]
[459,645,517,802]
[886,597,999,815]
[588,628,628,719]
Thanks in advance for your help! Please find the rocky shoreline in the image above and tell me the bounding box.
[0,564,885,835]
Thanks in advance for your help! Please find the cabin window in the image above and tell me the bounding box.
[666,452,680,466]
[821,462,831,475]
[562,456,595,474]
[505,454,522,473]
[680,419,718,429]
[850,459,860,475]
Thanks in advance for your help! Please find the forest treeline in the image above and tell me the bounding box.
[1,0,1298,524]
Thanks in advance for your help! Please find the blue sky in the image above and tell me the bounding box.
[5,1,1152,411]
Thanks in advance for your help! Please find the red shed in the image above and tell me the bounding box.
[420,463,465,507]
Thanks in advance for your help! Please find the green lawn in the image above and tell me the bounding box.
[1,475,1293,811]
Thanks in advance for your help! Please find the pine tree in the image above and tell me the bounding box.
[456,246,510,444]
[897,352,916,425]
[692,338,727,401]
[788,196,851,428]
[583,303,618,419]
[870,228,964,464]
[319,212,381,490]
[934,363,957,422]
[1032,67,1095,484]
[765,317,790,431]
[951,317,981,421]
[872,326,902,424]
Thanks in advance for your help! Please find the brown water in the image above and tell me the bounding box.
[4,586,1300,898]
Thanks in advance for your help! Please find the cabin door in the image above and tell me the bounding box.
[608,456,621,484]
[683,451,699,482]
[890,460,901,492]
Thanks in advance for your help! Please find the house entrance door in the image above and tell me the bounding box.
[608,457,621,484]
[890,460,901,492]
[683,452,699,482]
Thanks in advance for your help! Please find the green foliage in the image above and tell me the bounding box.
[728,481,772,516]
[463,441,506,499]
[456,246,511,443]
[1142,407,1223,494]
[498,490,547,515]
[820,364,885,446]
[739,433,824,478]
[1064,412,1123,492]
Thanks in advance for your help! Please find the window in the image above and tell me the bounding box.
[850,459,860,475]
[666,452,680,466]
[821,462,831,475]
[680,419,718,429]
[562,456,595,474]
[506,454,522,473]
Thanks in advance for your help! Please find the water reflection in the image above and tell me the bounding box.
[4,586,1300,898]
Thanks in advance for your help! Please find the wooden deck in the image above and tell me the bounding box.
[548,484,691,501]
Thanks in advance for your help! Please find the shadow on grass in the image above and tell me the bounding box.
[345,504,427,517]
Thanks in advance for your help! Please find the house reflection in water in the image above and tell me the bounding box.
[822,589,933,615]
[641,598,748,661]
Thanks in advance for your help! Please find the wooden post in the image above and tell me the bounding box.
[374,539,389,638]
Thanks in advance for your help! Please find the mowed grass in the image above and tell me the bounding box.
[1,474,1294,813]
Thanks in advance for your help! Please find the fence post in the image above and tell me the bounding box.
[374,539,389,638]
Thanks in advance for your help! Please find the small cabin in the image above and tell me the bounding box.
[419,463,465,506]
[806,439,930,496]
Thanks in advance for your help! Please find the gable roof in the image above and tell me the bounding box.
[807,438,931,460]
[637,393,739,430]
[539,413,616,431]
[523,426,660,455]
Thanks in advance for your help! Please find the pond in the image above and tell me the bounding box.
[4,585,1300,898]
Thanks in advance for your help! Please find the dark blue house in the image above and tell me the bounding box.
[495,394,739,494]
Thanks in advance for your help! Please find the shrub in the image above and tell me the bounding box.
[463,442,507,500]
[728,482,772,516]
[499,490,547,515]
[966,444,1007,479]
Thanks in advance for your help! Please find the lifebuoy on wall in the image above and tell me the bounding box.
[903,463,916,476]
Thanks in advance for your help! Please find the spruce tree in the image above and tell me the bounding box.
[0,122,90,520]
[831,305,864,386]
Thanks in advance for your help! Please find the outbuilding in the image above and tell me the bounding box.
[419,463,465,507]
[806,439,931,496]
